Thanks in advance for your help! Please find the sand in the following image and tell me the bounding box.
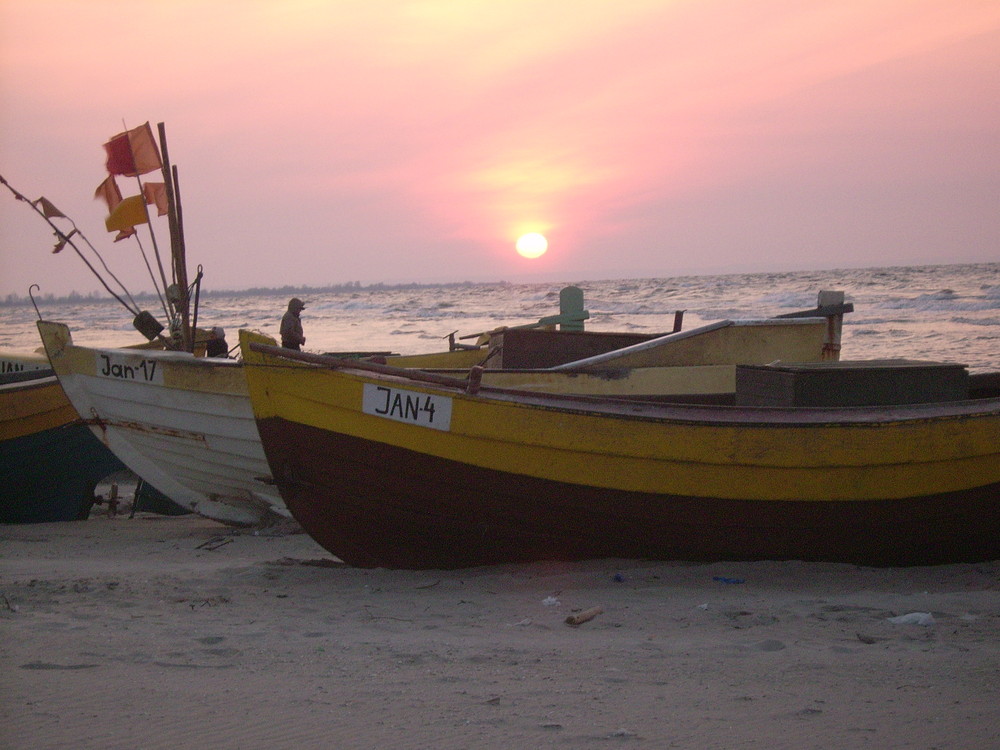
[2,511,998,750]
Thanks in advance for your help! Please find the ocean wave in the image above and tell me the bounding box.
[572,298,671,316]
[750,291,819,310]
[868,294,1000,313]
[953,316,1000,327]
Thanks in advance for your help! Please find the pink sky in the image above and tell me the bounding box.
[1,1,998,298]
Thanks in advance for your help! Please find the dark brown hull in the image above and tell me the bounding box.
[258,416,1000,569]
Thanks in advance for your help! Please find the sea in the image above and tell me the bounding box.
[2,262,998,374]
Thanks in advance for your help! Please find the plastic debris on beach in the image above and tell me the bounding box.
[887,612,936,626]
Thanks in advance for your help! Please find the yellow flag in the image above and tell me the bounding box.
[105,194,148,232]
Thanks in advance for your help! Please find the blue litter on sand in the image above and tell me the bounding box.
[712,576,745,584]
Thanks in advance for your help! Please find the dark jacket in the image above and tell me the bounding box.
[280,310,305,350]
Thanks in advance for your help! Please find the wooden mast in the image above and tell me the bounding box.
[156,122,192,351]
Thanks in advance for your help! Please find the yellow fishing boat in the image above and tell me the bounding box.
[241,330,1000,569]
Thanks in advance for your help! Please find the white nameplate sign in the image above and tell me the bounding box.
[94,352,165,385]
[362,383,452,431]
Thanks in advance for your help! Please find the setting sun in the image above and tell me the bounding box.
[515,232,548,259]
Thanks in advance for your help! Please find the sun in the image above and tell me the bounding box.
[515,232,548,259]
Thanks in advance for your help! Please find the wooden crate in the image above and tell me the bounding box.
[735,360,969,407]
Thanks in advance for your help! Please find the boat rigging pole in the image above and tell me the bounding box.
[157,122,193,351]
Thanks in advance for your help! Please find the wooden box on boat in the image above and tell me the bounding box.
[487,329,660,368]
[735,360,970,407]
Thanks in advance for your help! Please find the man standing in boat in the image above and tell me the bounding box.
[280,297,307,350]
[206,326,229,357]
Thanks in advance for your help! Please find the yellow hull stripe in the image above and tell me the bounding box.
[243,351,1000,503]
[0,379,78,441]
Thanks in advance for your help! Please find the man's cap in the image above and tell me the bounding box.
[289,297,306,310]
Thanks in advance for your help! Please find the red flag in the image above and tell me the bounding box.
[94,175,123,211]
[103,122,162,177]
[143,182,168,216]
[104,133,135,175]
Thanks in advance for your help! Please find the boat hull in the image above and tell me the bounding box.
[1,376,126,523]
[242,341,1000,569]
[257,417,999,568]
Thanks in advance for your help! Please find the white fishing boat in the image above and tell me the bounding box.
[37,321,285,526]
[10,123,283,526]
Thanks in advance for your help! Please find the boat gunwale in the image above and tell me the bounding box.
[0,372,60,394]
[74,344,243,368]
[547,316,827,370]
[246,342,1000,427]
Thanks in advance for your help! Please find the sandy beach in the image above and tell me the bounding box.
[2,510,998,750]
